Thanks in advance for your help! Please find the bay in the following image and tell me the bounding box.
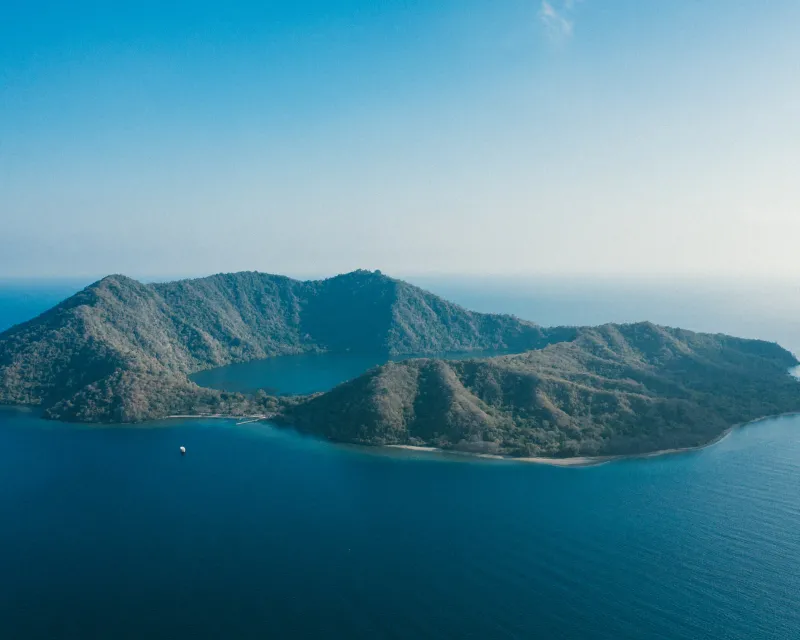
[190,349,506,395]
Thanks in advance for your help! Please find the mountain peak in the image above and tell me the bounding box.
[3,269,798,459]
[83,274,148,298]
[0,269,561,422]
[330,269,392,282]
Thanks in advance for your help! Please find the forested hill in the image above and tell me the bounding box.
[281,323,800,457]
[2,270,798,458]
[0,270,569,421]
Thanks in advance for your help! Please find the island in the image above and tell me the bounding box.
[1,269,799,458]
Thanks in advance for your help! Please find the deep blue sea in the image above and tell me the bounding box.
[2,277,800,639]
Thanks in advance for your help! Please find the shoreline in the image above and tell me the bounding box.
[3,406,800,466]
[384,412,800,467]
[164,413,272,425]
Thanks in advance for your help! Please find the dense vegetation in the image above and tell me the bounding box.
[1,270,798,457]
[0,270,565,422]
[281,323,800,457]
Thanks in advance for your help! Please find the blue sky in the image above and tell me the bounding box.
[1,0,798,279]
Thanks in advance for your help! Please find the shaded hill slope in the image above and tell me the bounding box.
[282,322,800,457]
[3,270,798,457]
[0,270,567,421]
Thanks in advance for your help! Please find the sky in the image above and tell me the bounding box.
[1,0,798,280]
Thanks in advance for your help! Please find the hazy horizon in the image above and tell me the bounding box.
[2,268,800,287]
[2,0,799,279]
[3,270,800,354]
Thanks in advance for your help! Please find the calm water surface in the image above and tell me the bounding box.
[1,409,800,639]
[2,280,800,639]
[191,350,506,394]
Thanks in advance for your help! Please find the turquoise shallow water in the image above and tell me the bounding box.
[2,279,800,638]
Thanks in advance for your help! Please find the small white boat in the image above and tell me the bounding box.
[179,446,186,455]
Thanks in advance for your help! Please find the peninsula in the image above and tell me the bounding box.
[1,270,798,458]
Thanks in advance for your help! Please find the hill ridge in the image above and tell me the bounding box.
[1,271,799,457]
[0,270,566,423]
[282,321,800,457]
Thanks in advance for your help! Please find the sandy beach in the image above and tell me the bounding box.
[386,445,610,466]
[384,412,800,467]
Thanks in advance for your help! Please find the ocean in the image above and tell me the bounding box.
[1,277,799,639]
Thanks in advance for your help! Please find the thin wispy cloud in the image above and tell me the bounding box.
[539,0,579,39]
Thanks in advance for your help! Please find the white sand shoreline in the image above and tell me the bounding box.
[5,406,799,466]
[385,411,800,467]
[165,414,266,419]
[164,414,273,425]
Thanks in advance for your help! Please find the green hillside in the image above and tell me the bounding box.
[0,270,564,422]
[2,270,798,457]
[281,322,800,457]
